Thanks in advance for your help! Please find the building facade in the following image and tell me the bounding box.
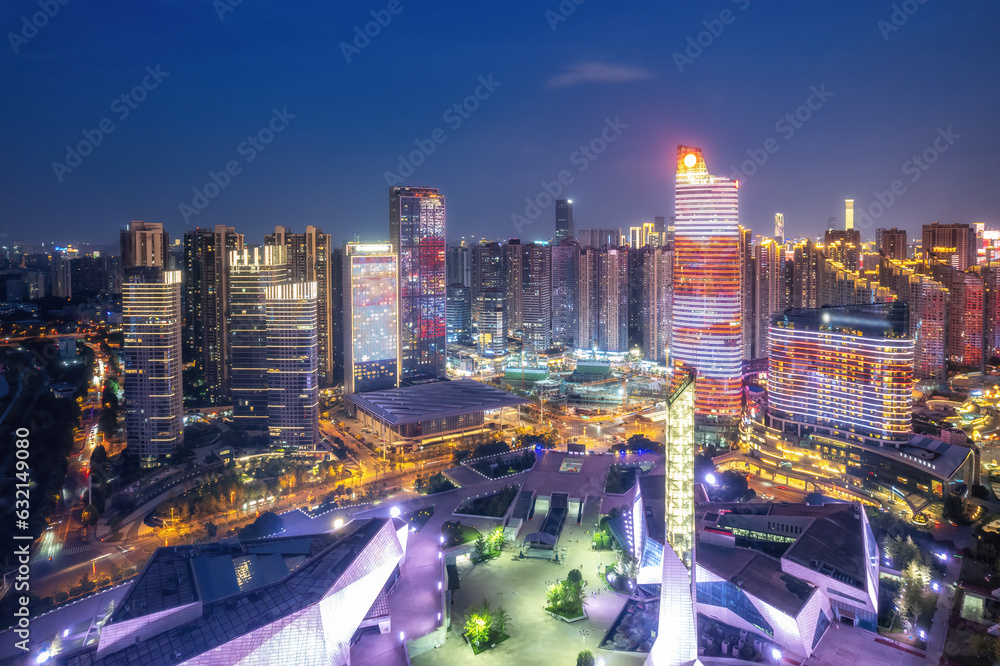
[265,281,319,449]
[344,244,400,394]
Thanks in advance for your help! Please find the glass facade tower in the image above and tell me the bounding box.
[345,243,400,394]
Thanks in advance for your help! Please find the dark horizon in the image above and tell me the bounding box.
[2,0,998,248]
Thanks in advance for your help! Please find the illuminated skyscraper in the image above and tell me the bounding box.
[671,145,742,446]
[229,245,287,426]
[551,240,579,346]
[471,241,504,323]
[390,186,446,382]
[876,227,908,261]
[123,268,183,465]
[344,243,399,394]
[641,245,673,363]
[845,198,854,230]
[577,246,627,352]
[184,225,243,403]
[922,222,977,271]
[120,220,168,269]
[446,283,472,345]
[769,303,913,446]
[774,212,784,242]
[750,238,784,359]
[266,281,319,449]
[555,199,574,244]
[520,242,552,353]
[478,288,507,356]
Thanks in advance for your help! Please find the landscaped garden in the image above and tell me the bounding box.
[405,506,435,532]
[470,449,536,479]
[473,525,506,562]
[442,520,481,548]
[414,472,457,494]
[463,597,511,654]
[545,568,588,620]
[455,484,519,518]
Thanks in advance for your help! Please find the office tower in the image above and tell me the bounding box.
[845,199,854,230]
[774,212,784,242]
[769,303,913,445]
[120,221,168,269]
[265,281,319,449]
[877,255,947,382]
[876,228,907,261]
[551,240,579,346]
[123,268,183,465]
[229,245,287,426]
[641,245,673,362]
[922,222,977,271]
[739,226,753,361]
[471,241,504,323]
[265,225,339,386]
[577,246,628,352]
[671,145,742,445]
[503,239,523,336]
[446,283,472,345]
[792,239,820,308]
[184,226,243,403]
[751,238,783,359]
[446,245,472,287]
[478,288,507,356]
[389,186,446,382]
[344,243,399,394]
[521,242,552,353]
[555,199,574,243]
[578,228,620,249]
[824,227,862,272]
[649,368,697,666]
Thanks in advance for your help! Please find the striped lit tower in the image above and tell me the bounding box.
[123,268,183,466]
[769,303,913,446]
[265,281,319,449]
[671,145,743,447]
[344,244,400,394]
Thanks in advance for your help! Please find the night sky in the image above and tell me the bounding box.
[2,0,998,248]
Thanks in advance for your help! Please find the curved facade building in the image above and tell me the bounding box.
[671,145,743,444]
[768,303,913,445]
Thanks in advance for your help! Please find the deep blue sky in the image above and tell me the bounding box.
[2,0,998,248]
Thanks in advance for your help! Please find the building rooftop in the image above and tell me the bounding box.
[345,378,527,426]
[698,543,816,617]
[876,434,976,480]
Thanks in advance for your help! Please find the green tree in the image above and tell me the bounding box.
[492,605,511,638]
[567,568,583,585]
[474,534,489,561]
[81,504,99,526]
[577,650,596,666]
[464,598,494,647]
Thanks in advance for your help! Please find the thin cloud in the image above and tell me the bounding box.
[546,62,654,89]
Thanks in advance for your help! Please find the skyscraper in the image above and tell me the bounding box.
[478,288,507,356]
[641,245,673,363]
[845,198,854,230]
[922,222,977,271]
[446,245,472,287]
[471,241,504,324]
[739,226,753,361]
[120,221,168,270]
[876,227,907,261]
[264,226,340,387]
[769,303,913,445]
[577,246,628,351]
[824,227,862,272]
[123,268,183,466]
[229,245,287,426]
[671,145,742,446]
[750,238,784,359]
[344,243,400,394]
[184,225,243,404]
[266,281,319,449]
[555,199,574,244]
[446,283,472,345]
[503,239,523,336]
[551,240,579,346]
[520,242,552,353]
[774,212,784,242]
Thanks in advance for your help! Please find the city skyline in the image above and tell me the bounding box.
[3,2,999,247]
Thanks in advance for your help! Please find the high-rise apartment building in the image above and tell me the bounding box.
[876,228,908,261]
[390,186,446,382]
[123,268,183,465]
[792,239,820,308]
[471,241,504,323]
[446,283,472,345]
[478,288,507,356]
[577,246,628,352]
[641,245,673,363]
[555,199,574,244]
[503,239,523,336]
[671,146,743,445]
[344,243,400,394]
[264,226,340,386]
[578,228,620,249]
[184,225,243,403]
[229,245,288,426]
[877,255,947,383]
[551,240,579,346]
[520,242,552,353]
[927,260,984,367]
[769,303,913,446]
[922,222,977,271]
[739,226,753,361]
[120,221,168,269]
[824,228,862,272]
[265,281,319,449]
[750,238,784,359]
[446,245,472,287]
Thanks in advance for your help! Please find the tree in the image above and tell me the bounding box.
[492,605,511,638]
[81,504,99,526]
[567,569,583,585]
[617,549,638,582]
[577,650,596,666]
[474,534,489,562]
[464,598,494,647]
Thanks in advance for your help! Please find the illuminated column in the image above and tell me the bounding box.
[845,199,854,230]
[774,212,784,241]
[649,368,697,666]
